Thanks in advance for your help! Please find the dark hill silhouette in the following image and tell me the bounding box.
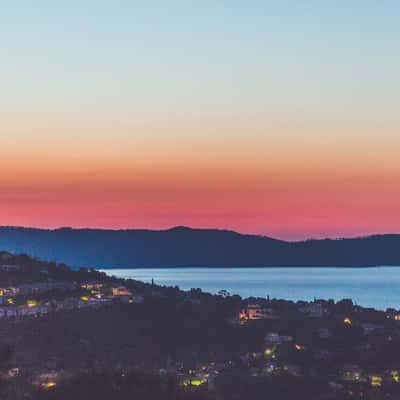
[0,226,399,268]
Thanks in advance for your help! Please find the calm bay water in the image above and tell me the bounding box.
[100,267,400,310]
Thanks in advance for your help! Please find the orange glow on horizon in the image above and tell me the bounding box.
[1,117,400,240]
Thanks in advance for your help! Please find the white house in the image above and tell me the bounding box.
[298,302,324,318]
[264,333,293,345]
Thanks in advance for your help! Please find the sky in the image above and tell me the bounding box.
[1,1,400,240]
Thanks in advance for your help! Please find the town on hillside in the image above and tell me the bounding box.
[0,251,400,399]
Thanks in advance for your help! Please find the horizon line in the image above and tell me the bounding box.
[0,224,398,243]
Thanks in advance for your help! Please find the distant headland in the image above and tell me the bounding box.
[0,226,399,269]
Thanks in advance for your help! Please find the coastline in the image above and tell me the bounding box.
[98,265,394,269]
[99,266,400,311]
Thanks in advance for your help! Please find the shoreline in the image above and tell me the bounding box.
[98,265,399,270]
[99,266,400,311]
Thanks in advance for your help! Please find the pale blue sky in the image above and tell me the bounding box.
[1,1,399,120]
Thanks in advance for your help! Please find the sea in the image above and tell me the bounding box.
[99,267,400,311]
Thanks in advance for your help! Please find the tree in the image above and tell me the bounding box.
[0,344,13,395]
[217,290,230,298]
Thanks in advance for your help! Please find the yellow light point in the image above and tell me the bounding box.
[344,318,352,325]
[180,377,207,387]
[7,298,14,305]
[265,348,272,356]
[395,315,400,321]
[392,371,400,383]
[27,300,38,308]
[80,296,89,301]
[42,381,57,389]
[370,376,382,387]
[295,344,303,351]
[190,379,206,386]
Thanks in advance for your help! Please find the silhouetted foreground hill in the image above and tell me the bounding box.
[0,226,399,269]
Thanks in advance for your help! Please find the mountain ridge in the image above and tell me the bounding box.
[0,226,399,269]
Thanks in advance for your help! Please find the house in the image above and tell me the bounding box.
[81,282,104,290]
[264,333,281,345]
[0,264,21,272]
[298,302,325,318]
[18,305,39,317]
[5,306,18,318]
[0,252,13,261]
[78,296,113,309]
[386,309,400,321]
[361,323,384,336]
[111,292,142,305]
[38,305,50,315]
[89,297,113,307]
[33,371,60,389]
[264,333,293,345]
[15,302,50,318]
[56,298,79,311]
[341,365,364,382]
[317,328,332,339]
[240,304,279,322]
[117,295,133,304]
[0,287,19,296]
[131,294,144,304]
[184,294,201,305]
[112,286,132,297]
[7,368,20,379]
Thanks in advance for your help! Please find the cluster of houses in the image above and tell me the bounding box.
[0,264,22,272]
[238,304,280,324]
[0,302,50,318]
[238,300,332,323]
[218,298,400,397]
[234,324,400,391]
[298,302,326,318]
[0,281,145,320]
[0,281,76,300]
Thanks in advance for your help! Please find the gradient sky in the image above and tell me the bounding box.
[1,1,400,240]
